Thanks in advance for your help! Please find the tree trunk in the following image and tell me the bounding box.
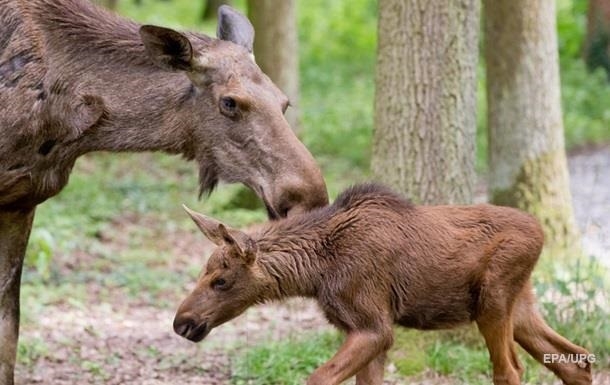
[584,0,610,76]
[247,0,300,131]
[203,0,233,21]
[371,0,479,205]
[484,0,579,250]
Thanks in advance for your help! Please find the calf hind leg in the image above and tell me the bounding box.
[513,283,592,385]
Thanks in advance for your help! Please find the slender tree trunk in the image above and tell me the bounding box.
[584,0,610,76]
[371,0,479,205]
[484,0,579,250]
[248,0,300,131]
[203,0,233,21]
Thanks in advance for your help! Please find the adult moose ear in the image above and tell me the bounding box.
[140,25,194,71]
[183,205,257,264]
[217,5,254,53]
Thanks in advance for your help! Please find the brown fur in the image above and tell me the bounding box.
[0,1,327,383]
[176,183,592,385]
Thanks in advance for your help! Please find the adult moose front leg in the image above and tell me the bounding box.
[307,330,392,385]
[0,209,35,385]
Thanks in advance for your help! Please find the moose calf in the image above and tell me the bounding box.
[174,183,592,385]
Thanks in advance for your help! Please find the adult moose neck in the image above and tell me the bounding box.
[27,0,202,156]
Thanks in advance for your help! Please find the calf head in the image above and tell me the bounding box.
[174,206,266,342]
[139,6,327,218]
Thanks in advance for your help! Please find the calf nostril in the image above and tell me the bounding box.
[174,322,191,337]
[173,315,196,337]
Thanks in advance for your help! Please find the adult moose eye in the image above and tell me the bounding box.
[282,100,290,114]
[212,278,227,290]
[219,96,238,118]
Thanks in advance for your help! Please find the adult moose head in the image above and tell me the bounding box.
[137,7,327,218]
[0,1,327,383]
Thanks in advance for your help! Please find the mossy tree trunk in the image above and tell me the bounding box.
[371,0,479,205]
[247,0,300,131]
[484,0,579,250]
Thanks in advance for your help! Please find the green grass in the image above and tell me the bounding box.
[231,331,342,385]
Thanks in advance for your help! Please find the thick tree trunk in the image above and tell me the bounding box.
[0,210,35,385]
[247,0,300,131]
[484,0,579,250]
[371,0,479,205]
[584,0,610,76]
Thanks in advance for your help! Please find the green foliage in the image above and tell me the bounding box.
[561,61,610,147]
[426,339,490,383]
[17,336,49,367]
[231,331,342,385]
[390,329,429,376]
[557,0,588,59]
[298,0,377,188]
[557,0,610,146]
[24,228,56,280]
[535,256,610,364]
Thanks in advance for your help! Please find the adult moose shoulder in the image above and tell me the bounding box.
[0,0,327,383]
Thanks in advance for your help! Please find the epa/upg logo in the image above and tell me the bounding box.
[543,353,596,368]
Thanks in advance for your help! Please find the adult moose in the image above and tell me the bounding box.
[175,184,592,385]
[0,0,328,383]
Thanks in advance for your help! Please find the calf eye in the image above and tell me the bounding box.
[212,278,227,290]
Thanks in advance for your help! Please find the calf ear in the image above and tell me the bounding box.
[217,5,254,53]
[183,205,226,245]
[140,25,194,71]
[217,224,257,264]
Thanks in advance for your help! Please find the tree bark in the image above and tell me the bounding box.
[584,0,610,76]
[484,0,579,250]
[247,0,300,131]
[371,0,479,205]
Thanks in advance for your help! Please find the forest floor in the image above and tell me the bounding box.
[14,144,610,385]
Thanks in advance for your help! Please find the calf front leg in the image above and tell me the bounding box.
[0,209,35,385]
[307,331,392,385]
